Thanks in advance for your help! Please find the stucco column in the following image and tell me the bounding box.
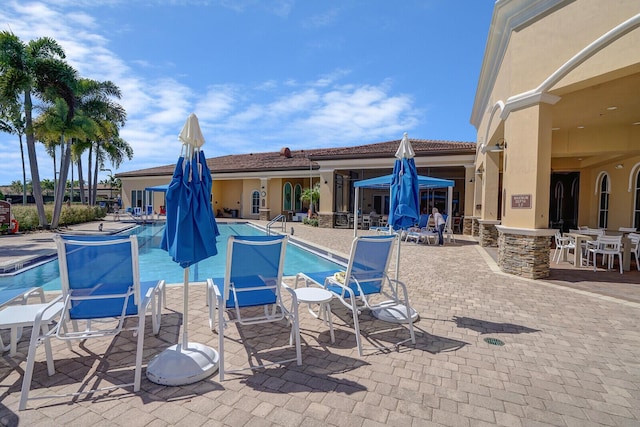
[481,151,500,221]
[259,178,270,221]
[317,170,333,228]
[497,103,555,278]
[464,165,476,235]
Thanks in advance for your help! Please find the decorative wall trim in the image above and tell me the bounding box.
[594,171,610,195]
[629,162,640,192]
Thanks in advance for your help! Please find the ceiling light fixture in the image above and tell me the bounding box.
[577,126,585,129]
[606,106,617,111]
[615,164,624,169]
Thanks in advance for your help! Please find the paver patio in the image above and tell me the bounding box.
[1,221,639,426]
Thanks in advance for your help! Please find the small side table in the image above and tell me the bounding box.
[294,287,335,343]
[0,302,64,356]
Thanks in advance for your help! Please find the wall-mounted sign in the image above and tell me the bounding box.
[511,194,532,209]
[0,200,11,227]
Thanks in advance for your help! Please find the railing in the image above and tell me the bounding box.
[266,214,286,235]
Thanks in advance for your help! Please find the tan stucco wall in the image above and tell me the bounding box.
[121,176,171,214]
[475,1,640,232]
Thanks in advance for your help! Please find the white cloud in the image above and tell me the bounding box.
[0,0,423,184]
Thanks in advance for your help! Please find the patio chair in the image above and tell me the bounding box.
[207,235,301,380]
[19,234,166,410]
[444,215,456,243]
[404,227,438,245]
[585,235,623,273]
[628,233,640,271]
[552,231,575,264]
[295,234,416,356]
[403,214,432,243]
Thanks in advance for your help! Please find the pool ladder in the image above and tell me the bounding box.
[266,214,287,235]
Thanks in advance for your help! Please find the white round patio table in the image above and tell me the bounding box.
[294,287,335,343]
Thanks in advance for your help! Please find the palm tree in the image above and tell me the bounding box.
[0,32,77,228]
[35,98,92,227]
[300,183,320,215]
[0,101,27,204]
[72,79,127,206]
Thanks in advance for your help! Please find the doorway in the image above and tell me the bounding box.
[549,172,580,232]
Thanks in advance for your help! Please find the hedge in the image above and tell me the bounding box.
[7,204,107,232]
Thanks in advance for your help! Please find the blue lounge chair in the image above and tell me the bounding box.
[207,235,301,380]
[296,234,416,356]
[19,234,165,410]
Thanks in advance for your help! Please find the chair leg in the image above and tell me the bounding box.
[218,296,225,381]
[348,292,363,356]
[291,303,302,366]
[133,313,145,392]
[19,317,55,411]
[618,253,623,274]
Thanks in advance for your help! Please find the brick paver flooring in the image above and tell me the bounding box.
[1,222,639,426]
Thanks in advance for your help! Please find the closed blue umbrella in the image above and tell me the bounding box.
[148,113,220,386]
[387,133,420,231]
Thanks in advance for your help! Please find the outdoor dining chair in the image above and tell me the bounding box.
[628,233,640,271]
[19,234,166,410]
[552,231,576,264]
[207,235,301,380]
[586,235,623,274]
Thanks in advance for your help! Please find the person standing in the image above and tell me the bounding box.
[432,208,446,246]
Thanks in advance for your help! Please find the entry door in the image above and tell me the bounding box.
[549,172,580,232]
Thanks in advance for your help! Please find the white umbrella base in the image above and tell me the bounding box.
[371,301,419,324]
[146,342,219,386]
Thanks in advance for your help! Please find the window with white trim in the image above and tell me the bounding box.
[598,174,609,229]
[294,184,302,212]
[283,182,292,211]
[634,169,640,229]
[251,190,260,214]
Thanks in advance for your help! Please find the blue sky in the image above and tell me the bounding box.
[0,1,494,185]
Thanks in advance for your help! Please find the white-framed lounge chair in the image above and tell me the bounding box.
[19,234,166,410]
[207,235,301,380]
[295,234,416,356]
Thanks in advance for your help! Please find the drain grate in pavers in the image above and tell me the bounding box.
[484,337,505,346]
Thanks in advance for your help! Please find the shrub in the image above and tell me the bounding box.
[8,204,107,232]
[303,217,319,227]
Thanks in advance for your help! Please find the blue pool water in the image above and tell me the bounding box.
[0,222,345,292]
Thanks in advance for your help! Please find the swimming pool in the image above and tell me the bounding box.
[0,222,346,292]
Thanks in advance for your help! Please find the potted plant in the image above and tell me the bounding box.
[299,183,320,219]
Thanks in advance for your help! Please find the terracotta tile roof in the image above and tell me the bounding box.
[117,139,476,178]
[308,139,476,159]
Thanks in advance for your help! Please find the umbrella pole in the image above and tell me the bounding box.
[182,268,189,349]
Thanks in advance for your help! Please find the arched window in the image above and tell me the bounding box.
[251,190,260,214]
[283,182,292,211]
[294,184,302,212]
[634,169,640,229]
[598,174,609,229]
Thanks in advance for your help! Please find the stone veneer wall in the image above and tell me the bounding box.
[472,218,480,237]
[463,217,473,235]
[498,232,552,279]
[318,213,333,228]
[480,223,499,247]
[259,210,270,221]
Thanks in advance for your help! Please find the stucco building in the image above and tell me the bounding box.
[118,139,476,228]
[471,0,640,278]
